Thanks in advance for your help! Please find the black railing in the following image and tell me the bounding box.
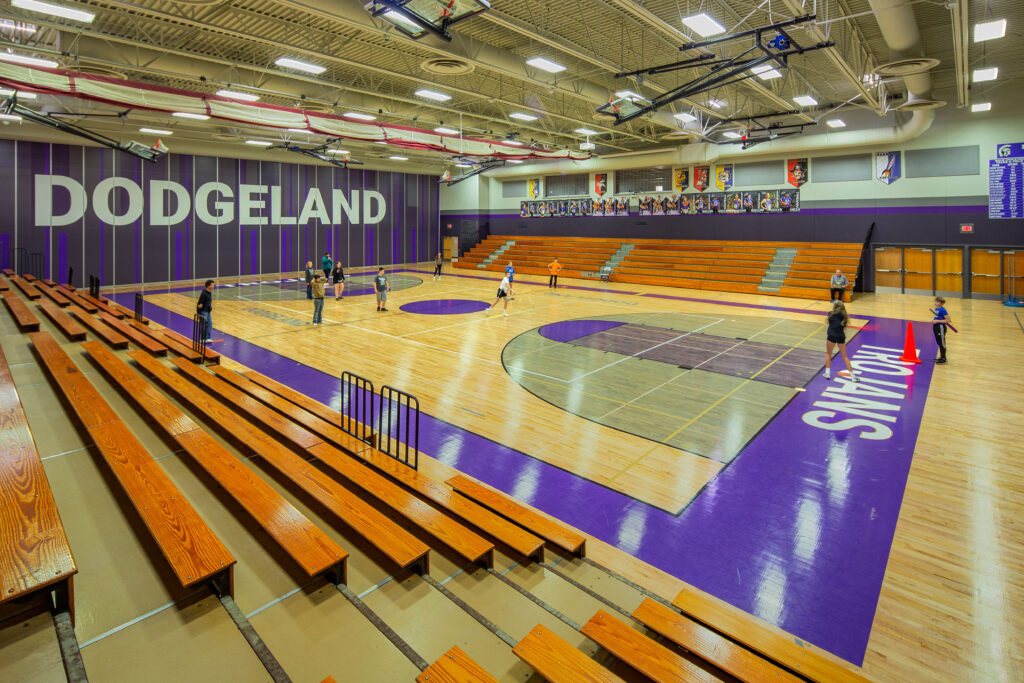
[134,292,145,322]
[192,313,208,365]
[67,267,73,288]
[377,385,419,470]
[340,371,375,445]
[88,275,100,299]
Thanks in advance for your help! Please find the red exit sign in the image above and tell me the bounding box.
[960,223,974,233]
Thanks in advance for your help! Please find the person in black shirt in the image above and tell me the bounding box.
[823,301,857,381]
[196,279,214,343]
[332,262,345,300]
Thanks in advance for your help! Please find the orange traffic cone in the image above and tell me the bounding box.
[899,321,921,364]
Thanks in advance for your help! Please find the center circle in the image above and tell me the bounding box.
[400,299,490,315]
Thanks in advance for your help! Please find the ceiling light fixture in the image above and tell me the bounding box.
[974,19,1006,42]
[973,67,998,82]
[344,111,376,121]
[506,159,524,164]
[172,112,209,120]
[682,13,725,37]
[751,64,782,80]
[216,89,260,102]
[415,89,451,101]
[0,113,23,121]
[971,102,991,112]
[503,139,524,146]
[708,99,725,109]
[11,0,93,23]
[389,155,408,161]
[575,128,598,135]
[245,140,273,146]
[826,119,846,128]
[287,128,311,133]
[383,9,421,29]
[509,112,538,121]
[615,90,642,100]
[0,88,36,99]
[673,112,697,122]
[0,52,58,68]
[722,131,742,139]
[455,163,472,168]
[434,126,459,135]
[139,128,172,135]
[525,57,566,73]
[274,57,326,74]
[793,95,818,107]
[326,149,350,155]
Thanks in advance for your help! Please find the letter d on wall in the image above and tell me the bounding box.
[35,175,87,226]
[363,190,386,224]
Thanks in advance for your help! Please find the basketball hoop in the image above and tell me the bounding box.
[441,169,452,183]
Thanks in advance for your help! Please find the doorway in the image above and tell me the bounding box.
[873,246,964,296]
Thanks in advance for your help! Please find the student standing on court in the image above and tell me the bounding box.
[486,273,511,316]
[374,267,390,312]
[830,269,848,302]
[504,261,515,299]
[304,260,316,299]
[932,296,951,364]
[311,272,326,325]
[823,300,857,381]
[548,257,561,288]
[332,261,346,300]
[322,252,333,280]
[433,252,443,280]
[196,279,214,344]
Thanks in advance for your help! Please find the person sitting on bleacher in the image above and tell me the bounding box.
[830,269,848,302]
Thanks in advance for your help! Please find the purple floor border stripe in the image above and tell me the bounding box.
[109,282,934,666]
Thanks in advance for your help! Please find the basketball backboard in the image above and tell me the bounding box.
[365,0,491,40]
[595,95,651,123]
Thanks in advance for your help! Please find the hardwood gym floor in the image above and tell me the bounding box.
[1,263,1019,681]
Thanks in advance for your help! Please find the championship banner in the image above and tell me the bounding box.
[694,165,710,192]
[876,151,900,184]
[787,158,808,187]
[672,167,689,192]
[528,178,541,198]
[594,173,608,196]
[715,165,733,191]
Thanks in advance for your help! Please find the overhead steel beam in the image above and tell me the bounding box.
[950,0,970,108]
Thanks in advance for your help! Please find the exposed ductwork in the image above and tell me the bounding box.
[866,0,936,105]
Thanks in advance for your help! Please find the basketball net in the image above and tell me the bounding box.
[441,169,452,183]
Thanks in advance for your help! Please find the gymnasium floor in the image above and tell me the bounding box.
[3,262,1020,681]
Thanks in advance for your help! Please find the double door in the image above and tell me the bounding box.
[874,246,963,296]
[970,248,1024,300]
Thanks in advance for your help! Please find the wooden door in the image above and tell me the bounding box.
[903,248,934,294]
[971,248,1002,295]
[443,237,453,260]
[934,248,963,296]
[874,247,902,290]
[1003,250,1024,300]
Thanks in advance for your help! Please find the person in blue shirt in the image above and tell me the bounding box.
[932,296,951,364]
[504,261,515,300]
[321,252,333,280]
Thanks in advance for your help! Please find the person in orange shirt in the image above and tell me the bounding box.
[548,257,562,288]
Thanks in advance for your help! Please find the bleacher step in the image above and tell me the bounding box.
[480,240,514,268]
[759,248,797,291]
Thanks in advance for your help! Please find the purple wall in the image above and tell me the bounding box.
[0,139,440,287]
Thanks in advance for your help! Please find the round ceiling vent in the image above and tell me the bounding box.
[874,57,940,77]
[421,58,474,76]
[894,95,946,111]
[74,65,127,80]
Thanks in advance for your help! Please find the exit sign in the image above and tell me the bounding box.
[960,223,974,233]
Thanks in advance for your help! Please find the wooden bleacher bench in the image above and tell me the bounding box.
[631,598,799,682]
[30,331,236,593]
[79,293,125,319]
[9,276,41,300]
[239,369,547,562]
[130,320,202,363]
[417,646,499,683]
[161,326,220,364]
[42,278,57,287]
[1,268,13,276]
[22,273,37,282]
[447,475,586,557]
[97,311,167,356]
[673,587,871,683]
[108,300,149,324]
[56,287,98,313]
[183,361,495,568]
[66,306,129,349]
[514,623,623,683]
[36,299,87,341]
[80,342,348,582]
[0,279,8,292]
[582,609,719,683]
[0,346,78,623]
[34,282,71,308]
[129,350,431,573]
[2,290,41,332]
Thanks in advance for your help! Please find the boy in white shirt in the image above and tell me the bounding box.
[486,275,511,316]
